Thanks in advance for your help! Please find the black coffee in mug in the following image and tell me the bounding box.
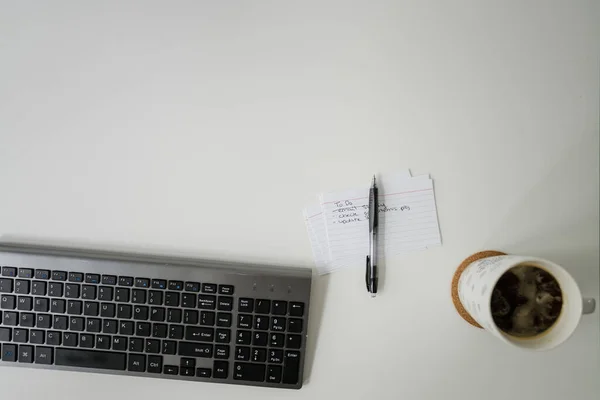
[491,264,563,337]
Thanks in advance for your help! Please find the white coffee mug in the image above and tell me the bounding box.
[458,255,596,350]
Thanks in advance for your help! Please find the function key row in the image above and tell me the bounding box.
[238,299,304,317]
[0,268,233,294]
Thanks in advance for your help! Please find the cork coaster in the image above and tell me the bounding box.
[451,250,507,329]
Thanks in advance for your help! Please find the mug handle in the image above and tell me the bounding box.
[583,298,596,314]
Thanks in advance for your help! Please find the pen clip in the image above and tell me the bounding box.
[365,255,371,292]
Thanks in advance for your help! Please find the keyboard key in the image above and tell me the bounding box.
[251,348,267,362]
[30,330,45,344]
[102,319,118,334]
[148,355,163,373]
[200,311,215,326]
[215,345,230,359]
[132,289,147,304]
[197,368,212,378]
[167,309,182,323]
[282,350,301,384]
[63,332,78,346]
[84,302,99,316]
[218,285,234,295]
[0,279,13,293]
[181,293,197,308]
[2,267,17,277]
[148,291,163,305]
[34,298,49,312]
[145,339,160,353]
[35,346,53,364]
[289,302,305,317]
[269,349,283,363]
[253,332,268,347]
[52,271,67,281]
[17,296,33,311]
[84,274,100,284]
[53,315,68,330]
[152,323,168,338]
[185,326,214,342]
[178,342,213,358]
[180,357,196,367]
[237,314,252,329]
[216,313,232,327]
[135,278,150,288]
[118,276,134,287]
[3,311,18,325]
[1,295,15,309]
[213,361,229,379]
[169,325,184,340]
[269,333,284,347]
[286,334,302,349]
[48,282,63,297]
[168,281,183,291]
[216,329,231,343]
[100,303,116,318]
[116,304,132,319]
[165,292,180,307]
[151,279,166,290]
[67,300,83,315]
[267,365,283,383]
[185,282,200,292]
[255,299,270,314]
[70,317,85,331]
[254,315,269,330]
[180,366,195,376]
[50,299,65,313]
[80,333,95,348]
[101,275,117,285]
[98,287,113,301]
[112,336,127,351]
[18,268,33,279]
[114,288,130,302]
[128,353,146,372]
[81,285,97,300]
[201,283,217,293]
[86,318,101,333]
[0,327,12,341]
[234,362,266,382]
[133,306,149,320]
[129,338,143,352]
[96,335,110,349]
[35,270,50,280]
[236,330,251,345]
[235,346,250,361]
[288,318,303,333]
[198,295,216,310]
[36,314,51,329]
[162,340,177,355]
[238,298,253,313]
[68,272,84,283]
[14,280,30,294]
[150,307,166,322]
[2,343,17,361]
[271,317,286,332]
[218,296,233,311]
[65,284,80,299]
[46,331,61,345]
[164,365,179,375]
[31,281,47,296]
[183,310,198,325]
[119,321,135,336]
[19,312,35,327]
[136,322,151,337]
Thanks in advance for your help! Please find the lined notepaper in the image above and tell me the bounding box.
[303,170,441,274]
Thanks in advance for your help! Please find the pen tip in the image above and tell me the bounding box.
[372,175,376,185]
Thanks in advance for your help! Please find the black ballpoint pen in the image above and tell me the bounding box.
[366,175,378,297]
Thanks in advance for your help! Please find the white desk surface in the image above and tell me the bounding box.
[1,1,598,399]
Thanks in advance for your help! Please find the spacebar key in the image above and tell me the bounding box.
[55,349,126,370]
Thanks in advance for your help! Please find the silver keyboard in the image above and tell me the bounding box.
[0,244,312,389]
